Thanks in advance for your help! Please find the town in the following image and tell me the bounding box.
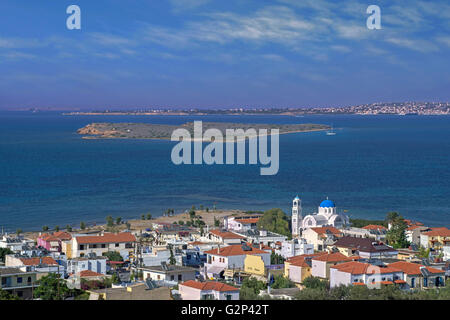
[0,196,449,300]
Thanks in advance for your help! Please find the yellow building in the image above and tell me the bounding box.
[420,228,450,250]
[244,255,266,276]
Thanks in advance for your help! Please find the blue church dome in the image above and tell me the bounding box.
[294,195,300,200]
[320,199,335,208]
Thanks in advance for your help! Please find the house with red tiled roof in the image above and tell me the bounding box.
[224,213,262,232]
[302,226,343,251]
[68,232,136,259]
[5,255,64,278]
[362,225,387,231]
[284,252,327,286]
[388,261,446,289]
[311,252,358,279]
[179,280,240,300]
[203,244,270,279]
[420,227,450,250]
[330,261,404,288]
[207,229,245,245]
[37,231,72,252]
[333,236,398,259]
[405,225,430,245]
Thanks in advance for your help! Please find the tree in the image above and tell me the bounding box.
[257,208,291,239]
[302,276,329,290]
[169,245,176,265]
[111,273,121,285]
[146,213,152,220]
[240,277,266,300]
[34,273,73,300]
[54,225,60,232]
[141,214,145,220]
[200,225,204,236]
[0,289,20,300]
[103,251,123,262]
[386,215,409,248]
[16,229,22,236]
[80,221,86,230]
[214,217,220,227]
[178,220,184,225]
[189,208,196,220]
[116,217,122,225]
[386,212,400,224]
[126,222,131,230]
[417,246,431,259]
[270,252,284,265]
[0,248,13,263]
[271,275,295,289]
[42,225,49,232]
[106,216,114,227]
[66,225,72,232]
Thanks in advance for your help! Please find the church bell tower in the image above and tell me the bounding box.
[292,196,302,237]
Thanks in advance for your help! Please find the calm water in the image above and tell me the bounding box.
[0,112,449,231]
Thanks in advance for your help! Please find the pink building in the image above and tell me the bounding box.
[37,232,72,252]
[179,280,240,300]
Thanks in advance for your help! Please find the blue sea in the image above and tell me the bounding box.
[1,112,449,231]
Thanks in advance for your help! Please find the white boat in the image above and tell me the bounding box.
[326,124,336,135]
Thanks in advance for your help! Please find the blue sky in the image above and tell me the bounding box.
[0,0,449,109]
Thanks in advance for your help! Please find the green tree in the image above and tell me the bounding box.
[103,251,123,262]
[116,217,122,225]
[0,248,13,263]
[106,216,114,227]
[257,208,291,239]
[16,229,22,236]
[80,221,86,230]
[34,273,73,300]
[66,225,72,232]
[178,220,184,225]
[240,277,266,300]
[169,245,176,265]
[214,217,220,227]
[111,273,121,285]
[141,214,145,220]
[270,252,284,265]
[271,275,295,289]
[417,246,431,259]
[54,225,60,232]
[146,213,152,220]
[0,289,21,300]
[42,225,49,232]
[302,276,329,290]
[386,215,409,248]
[189,208,196,220]
[386,211,400,224]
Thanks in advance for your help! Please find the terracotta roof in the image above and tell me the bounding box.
[181,280,239,292]
[78,270,104,277]
[236,218,260,225]
[75,232,136,244]
[331,261,401,275]
[394,280,407,284]
[20,257,58,266]
[209,229,245,240]
[362,225,387,231]
[352,282,366,286]
[406,225,421,231]
[422,227,450,237]
[312,252,353,263]
[204,244,268,257]
[286,252,327,263]
[388,261,444,275]
[309,226,342,236]
[39,231,72,242]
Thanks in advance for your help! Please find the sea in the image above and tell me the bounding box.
[1,111,449,232]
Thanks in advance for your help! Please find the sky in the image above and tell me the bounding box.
[0,0,449,109]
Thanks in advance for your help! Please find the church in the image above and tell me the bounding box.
[291,196,349,237]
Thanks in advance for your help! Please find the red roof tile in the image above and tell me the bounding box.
[422,227,450,237]
[362,225,387,231]
[181,280,239,292]
[331,261,401,275]
[20,257,58,266]
[78,270,104,277]
[75,232,136,244]
[204,244,268,257]
[312,252,352,263]
[388,261,444,275]
[209,229,245,240]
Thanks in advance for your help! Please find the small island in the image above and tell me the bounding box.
[77,122,330,140]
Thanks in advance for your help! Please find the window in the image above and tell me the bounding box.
[423,277,428,287]
[226,294,232,300]
[79,245,85,250]
[115,243,119,247]
[1,277,6,285]
[178,275,182,281]
[17,277,22,283]
[101,244,106,248]
[171,275,175,281]
[27,277,32,283]
[17,291,23,297]
[411,278,415,288]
